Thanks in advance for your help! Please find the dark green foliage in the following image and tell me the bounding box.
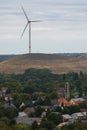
[31,121,38,130]
[55,106,61,113]
[61,107,70,114]
[4,107,18,119]
[68,105,80,114]
[12,93,31,107]
[47,113,62,125]
[56,106,80,115]
[0,69,87,97]
[40,118,55,130]
[0,106,18,120]
[35,106,44,117]
[49,91,58,99]
[0,117,10,125]
[9,119,16,126]
[43,96,51,106]
[61,123,87,130]
[35,96,44,105]
[79,102,87,108]
[0,107,5,117]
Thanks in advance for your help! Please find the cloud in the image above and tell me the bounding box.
[0,0,87,54]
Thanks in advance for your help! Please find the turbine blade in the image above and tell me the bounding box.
[31,20,43,22]
[21,5,29,22]
[21,22,29,38]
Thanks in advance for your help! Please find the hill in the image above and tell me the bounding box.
[0,55,15,62]
[0,53,87,74]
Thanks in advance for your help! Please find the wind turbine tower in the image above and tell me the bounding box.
[21,6,41,54]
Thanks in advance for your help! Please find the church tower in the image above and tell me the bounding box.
[65,82,70,100]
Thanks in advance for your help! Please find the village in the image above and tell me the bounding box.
[0,81,87,129]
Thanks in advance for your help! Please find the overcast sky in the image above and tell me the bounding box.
[0,0,87,54]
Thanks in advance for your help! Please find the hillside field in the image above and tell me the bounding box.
[0,53,87,74]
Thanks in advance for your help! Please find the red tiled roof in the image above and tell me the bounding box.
[73,100,85,106]
[58,97,71,107]
[80,109,87,112]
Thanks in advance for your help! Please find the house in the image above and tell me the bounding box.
[70,98,85,106]
[83,96,87,101]
[15,117,41,125]
[19,102,26,108]
[51,99,58,110]
[24,100,34,107]
[41,106,50,111]
[80,110,87,119]
[41,112,46,118]
[82,112,87,119]
[1,87,8,94]
[58,97,71,107]
[18,112,28,117]
[71,112,84,121]
[52,112,59,115]
[62,114,73,122]
[4,94,12,101]
[4,102,16,109]
[23,107,35,115]
[0,87,8,97]
[57,122,69,128]
[51,99,58,106]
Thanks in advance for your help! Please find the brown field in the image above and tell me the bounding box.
[0,53,87,74]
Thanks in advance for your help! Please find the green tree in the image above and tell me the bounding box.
[47,113,62,125]
[44,96,51,106]
[40,119,55,130]
[49,91,58,99]
[4,107,18,119]
[68,105,80,114]
[31,121,38,130]
[35,106,44,117]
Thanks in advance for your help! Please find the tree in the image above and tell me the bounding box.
[68,105,80,114]
[61,123,87,130]
[47,113,62,125]
[44,96,51,106]
[35,97,44,105]
[62,107,70,114]
[4,107,18,119]
[79,102,87,108]
[49,91,58,99]
[0,107,5,117]
[12,93,22,108]
[35,106,44,117]
[40,119,55,130]
[31,121,38,130]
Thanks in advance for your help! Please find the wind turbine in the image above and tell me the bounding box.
[21,6,42,54]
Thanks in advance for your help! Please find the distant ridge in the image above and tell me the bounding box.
[0,55,15,62]
[0,53,87,74]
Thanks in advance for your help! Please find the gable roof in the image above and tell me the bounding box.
[62,114,72,119]
[18,112,28,117]
[71,112,84,118]
[71,98,85,102]
[15,117,41,125]
[70,98,85,106]
[58,97,70,107]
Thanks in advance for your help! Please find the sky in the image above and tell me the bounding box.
[0,0,87,54]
